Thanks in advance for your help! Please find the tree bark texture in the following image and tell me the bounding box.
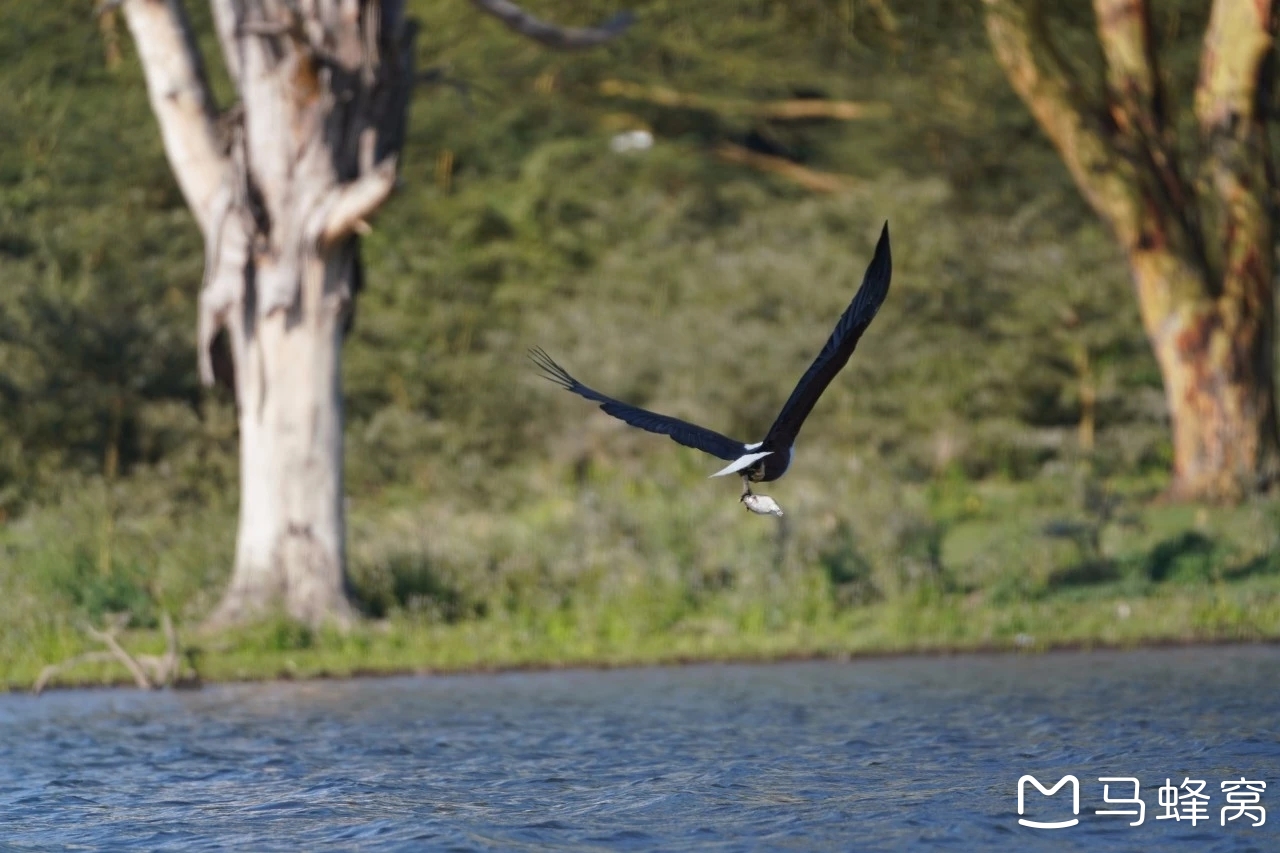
[121,0,414,626]
[983,0,1280,500]
[119,0,631,626]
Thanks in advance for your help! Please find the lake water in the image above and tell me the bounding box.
[1,647,1277,851]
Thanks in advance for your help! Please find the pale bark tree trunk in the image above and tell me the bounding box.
[216,252,355,625]
[118,0,630,626]
[982,0,1280,501]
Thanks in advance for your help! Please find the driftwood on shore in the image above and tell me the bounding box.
[32,612,196,696]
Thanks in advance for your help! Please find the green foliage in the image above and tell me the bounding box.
[1145,532,1220,584]
[267,618,315,652]
[350,551,487,621]
[818,521,878,607]
[36,548,156,628]
[1,0,1276,688]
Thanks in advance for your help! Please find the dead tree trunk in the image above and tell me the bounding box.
[121,0,411,627]
[982,0,1280,501]
[119,0,630,627]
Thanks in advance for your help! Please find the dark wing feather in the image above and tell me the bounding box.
[763,221,892,449]
[529,347,746,461]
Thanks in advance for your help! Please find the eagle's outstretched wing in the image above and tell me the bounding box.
[763,222,892,449]
[530,347,747,461]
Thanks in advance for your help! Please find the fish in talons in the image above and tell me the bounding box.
[741,492,784,517]
[532,222,892,515]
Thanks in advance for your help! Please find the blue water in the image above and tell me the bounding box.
[1,646,1278,851]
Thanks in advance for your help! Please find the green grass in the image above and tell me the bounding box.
[9,579,1280,692]
[6,465,1280,691]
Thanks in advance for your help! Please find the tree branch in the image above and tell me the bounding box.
[85,621,154,690]
[33,652,121,696]
[1194,0,1277,307]
[33,613,188,694]
[598,79,890,121]
[1094,0,1202,267]
[120,0,231,232]
[715,142,856,193]
[197,184,251,386]
[309,121,398,249]
[207,0,242,88]
[316,156,399,248]
[983,0,1214,344]
[470,0,633,50]
[157,611,182,685]
[1095,0,1162,130]
[982,0,1149,249]
[1195,0,1276,131]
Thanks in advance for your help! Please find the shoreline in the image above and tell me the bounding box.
[11,632,1279,696]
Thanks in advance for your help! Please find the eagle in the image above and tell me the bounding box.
[531,222,892,516]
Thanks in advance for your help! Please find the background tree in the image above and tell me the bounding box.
[116,0,630,627]
[12,0,1280,687]
[982,0,1280,501]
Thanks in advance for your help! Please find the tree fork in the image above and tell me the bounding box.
[119,0,632,627]
[983,0,1280,501]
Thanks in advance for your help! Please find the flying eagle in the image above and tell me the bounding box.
[531,222,892,516]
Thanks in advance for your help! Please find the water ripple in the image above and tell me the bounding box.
[1,647,1278,850]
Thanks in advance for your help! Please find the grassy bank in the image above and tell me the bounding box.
[6,466,1280,691]
[5,1,1276,691]
[9,582,1280,692]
